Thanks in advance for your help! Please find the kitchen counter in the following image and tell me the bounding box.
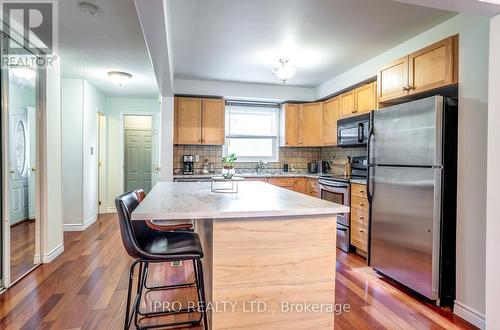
[132,181,348,221]
[132,181,343,329]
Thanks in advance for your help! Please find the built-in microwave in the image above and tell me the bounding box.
[337,113,370,147]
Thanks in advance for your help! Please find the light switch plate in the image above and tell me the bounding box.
[195,155,200,162]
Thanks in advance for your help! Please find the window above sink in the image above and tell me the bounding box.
[224,102,279,162]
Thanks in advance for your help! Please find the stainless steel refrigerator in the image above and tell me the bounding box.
[367,95,457,306]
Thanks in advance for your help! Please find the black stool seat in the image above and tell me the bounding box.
[115,190,209,329]
[139,231,204,260]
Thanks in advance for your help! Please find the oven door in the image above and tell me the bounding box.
[318,180,350,226]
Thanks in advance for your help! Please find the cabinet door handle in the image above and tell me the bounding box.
[402,86,408,91]
[359,216,365,220]
[359,229,365,233]
[359,203,364,207]
[359,189,364,193]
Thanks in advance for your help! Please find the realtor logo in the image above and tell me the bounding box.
[0,0,57,67]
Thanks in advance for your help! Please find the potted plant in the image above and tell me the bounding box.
[222,153,237,178]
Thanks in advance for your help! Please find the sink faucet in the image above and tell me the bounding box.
[256,160,268,173]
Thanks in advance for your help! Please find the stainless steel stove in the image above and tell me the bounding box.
[318,156,367,252]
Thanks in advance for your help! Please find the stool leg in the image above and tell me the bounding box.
[134,261,148,328]
[195,259,209,329]
[125,260,140,330]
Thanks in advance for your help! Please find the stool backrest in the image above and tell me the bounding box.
[115,190,144,259]
[135,189,146,202]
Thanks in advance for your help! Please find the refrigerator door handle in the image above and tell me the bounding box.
[367,166,373,204]
[367,121,374,204]
[431,167,443,301]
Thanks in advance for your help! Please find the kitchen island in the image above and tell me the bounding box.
[132,181,348,330]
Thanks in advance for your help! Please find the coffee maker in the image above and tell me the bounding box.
[183,155,194,175]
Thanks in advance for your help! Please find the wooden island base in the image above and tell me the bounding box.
[196,215,337,330]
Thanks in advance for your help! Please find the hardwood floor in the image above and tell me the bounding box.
[0,214,477,329]
[10,219,37,282]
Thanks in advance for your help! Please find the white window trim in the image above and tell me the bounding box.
[224,104,280,163]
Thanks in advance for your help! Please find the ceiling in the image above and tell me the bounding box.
[170,0,457,87]
[59,0,159,98]
[395,0,500,17]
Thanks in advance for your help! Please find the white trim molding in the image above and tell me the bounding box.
[454,300,486,329]
[106,206,117,213]
[63,215,97,232]
[42,243,64,263]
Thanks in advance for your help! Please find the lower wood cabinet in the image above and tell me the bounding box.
[306,178,319,197]
[350,183,369,253]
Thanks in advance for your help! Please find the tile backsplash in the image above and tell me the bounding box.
[174,145,321,173]
[174,145,367,174]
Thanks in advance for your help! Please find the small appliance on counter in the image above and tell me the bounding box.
[318,161,331,174]
[183,155,195,175]
[307,162,318,173]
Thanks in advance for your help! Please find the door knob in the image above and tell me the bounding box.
[9,170,15,174]
[31,166,36,172]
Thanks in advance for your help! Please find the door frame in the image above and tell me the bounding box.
[1,57,44,289]
[97,113,107,214]
[119,112,158,196]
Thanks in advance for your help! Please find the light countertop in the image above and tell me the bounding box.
[131,181,348,221]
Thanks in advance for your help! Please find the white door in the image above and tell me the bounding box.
[9,111,29,224]
[151,113,161,187]
[28,107,36,219]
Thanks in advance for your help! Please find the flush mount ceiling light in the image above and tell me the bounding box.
[78,2,99,16]
[272,59,296,84]
[107,71,132,86]
[11,66,36,80]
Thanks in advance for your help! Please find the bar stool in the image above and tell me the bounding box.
[115,191,208,329]
[135,189,194,231]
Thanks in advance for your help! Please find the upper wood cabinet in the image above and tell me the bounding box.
[174,97,225,145]
[280,104,300,147]
[377,56,409,102]
[322,96,340,146]
[340,90,356,118]
[201,99,225,145]
[356,82,376,114]
[377,35,458,103]
[300,102,323,147]
[175,97,202,145]
[408,36,457,95]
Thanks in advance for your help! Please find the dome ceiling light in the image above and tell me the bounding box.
[11,65,36,80]
[107,71,133,86]
[272,58,296,84]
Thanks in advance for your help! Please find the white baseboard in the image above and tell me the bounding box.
[42,243,64,263]
[454,300,486,329]
[63,214,97,231]
[33,254,41,264]
[106,206,116,213]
